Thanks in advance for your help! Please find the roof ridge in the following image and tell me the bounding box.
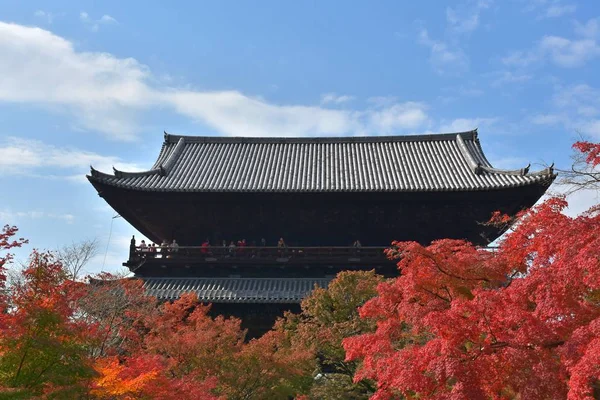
[160,137,185,174]
[163,129,479,144]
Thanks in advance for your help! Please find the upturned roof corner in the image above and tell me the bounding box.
[87,130,556,193]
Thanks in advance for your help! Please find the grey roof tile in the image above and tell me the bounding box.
[142,277,330,303]
[89,130,555,192]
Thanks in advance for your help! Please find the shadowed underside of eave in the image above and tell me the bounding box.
[88,182,552,247]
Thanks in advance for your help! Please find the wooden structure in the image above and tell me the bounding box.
[88,129,555,335]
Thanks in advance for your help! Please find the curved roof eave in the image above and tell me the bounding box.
[88,129,557,193]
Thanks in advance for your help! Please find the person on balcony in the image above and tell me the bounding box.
[170,239,179,257]
[237,239,247,256]
[160,239,169,258]
[352,239,362,256]
[148,243,156,257]
[277,237,287,257]
[219,240,227,257]
[201,239,211,255]
[139,240,148,257]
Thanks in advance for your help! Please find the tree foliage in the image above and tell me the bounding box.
[2,142,599,399]
[558,140,600,192]
[344,200,600,398]
[0,251,94,398]
[0,236,315,399]
[272,270,384,399]
[56,238,99,280]
[0,225,28,291]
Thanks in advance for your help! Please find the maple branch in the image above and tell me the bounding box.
[421,287,451,303]
[420,251,490,283]
[98,310,120,358]
[12,344,30,385]
[482,310,498,344]
[541,340,565,349]
[29,359,60,388]
[442,285,453,302]
[503,270,520,289]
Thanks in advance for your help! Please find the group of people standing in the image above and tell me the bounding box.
[199,237,288,256]
[135,236,362,258]
[137,239,179,255]
[135,236,289,258]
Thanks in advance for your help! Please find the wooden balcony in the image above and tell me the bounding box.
[127,245,391,269]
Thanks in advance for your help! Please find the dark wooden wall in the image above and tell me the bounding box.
[97,184,551,247]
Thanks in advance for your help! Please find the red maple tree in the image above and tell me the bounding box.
[344,143,600,399]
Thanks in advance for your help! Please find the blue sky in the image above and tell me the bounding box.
[1,0,599,274]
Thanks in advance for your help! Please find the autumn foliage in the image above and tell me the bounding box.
[343,144,600,399]
[0,141,599,399]
[573,141,600,167]
[0,228,313,399]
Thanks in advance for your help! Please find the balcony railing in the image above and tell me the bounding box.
[129,245,390,265]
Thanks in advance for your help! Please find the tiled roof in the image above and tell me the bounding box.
[142,277,331,303]
[88,130,555,192]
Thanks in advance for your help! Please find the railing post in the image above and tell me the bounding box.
[129,235,137,261]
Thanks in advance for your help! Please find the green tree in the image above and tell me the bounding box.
[0,251,94,399]
[276,270,385,399]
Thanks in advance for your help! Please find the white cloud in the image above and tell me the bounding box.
[552,84,600,116]
[99,15,118,24]
[416,0,490,74]
[0,22,152,140]
[0,210,75,224]
[578,120,600,137]
[446,0,492,34]
[0,137,143,179]
[539,35,600,67]
[501,50,540,68]
[0,22,433,139]
[166,90,357,137]
[486,156,530,170]
[437,84,484,103]
[531,84,600,139]
[503,18,600,68]
[541,4,576,18]
[366,102,430,133]
[522,0,577,19]
[418,29,469,75]
[80,11,118,32]
[456,86,484,97]
[367,96,398,107]
[439,117,497,133]
[531,113,567,125]
[320,93,355,105]
[575,18,599,38]
[34,10,57,24]
[166,91,430,137]
[488,70,532,87]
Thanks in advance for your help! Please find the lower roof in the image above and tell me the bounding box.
[142,277,331,303]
